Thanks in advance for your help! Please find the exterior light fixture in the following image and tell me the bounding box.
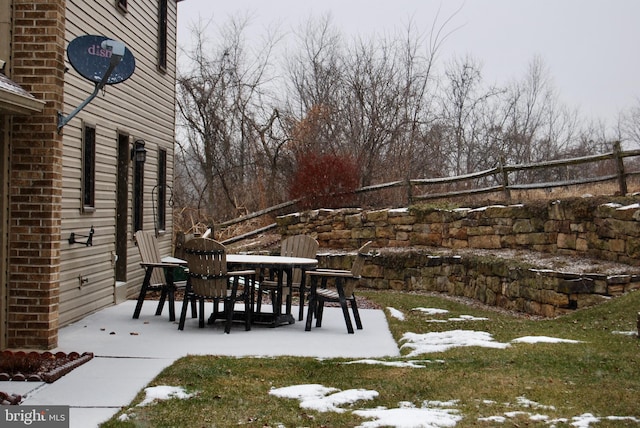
[131,139,146,163]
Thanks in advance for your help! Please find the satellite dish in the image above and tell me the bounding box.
[67,35,135,85]
[58,35,136,130]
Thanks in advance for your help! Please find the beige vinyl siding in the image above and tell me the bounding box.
[59,0,177,325]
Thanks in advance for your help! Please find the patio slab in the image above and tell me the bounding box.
[3,300,399,427]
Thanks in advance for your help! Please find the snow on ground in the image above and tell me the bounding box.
[412,307,450,315]
[120,384,640,428]
[612,330,638,336]
[399,307,489,323]
[353,402,462,428]
[342,359,444,368]
[401,330,511,356]
[268,384,640,428]
[137,385,196,406]
[116,303,638,427]
[388,307,583,355]
[270,384,464,427]
[511,336,582,344]
[516,396,556,410]
[118,386,198,422]
[447,315,489,322]
[604,202,640,210]
[387,307,406,320]
[269,384,378,413]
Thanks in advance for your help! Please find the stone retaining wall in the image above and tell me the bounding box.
[315,250,639,317]
[278,199,640,264]
[277,198,640,317]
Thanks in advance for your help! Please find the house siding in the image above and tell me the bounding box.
[3,0,178,348]
[59,0,177,327]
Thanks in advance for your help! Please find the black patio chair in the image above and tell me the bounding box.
[305,241,373,334]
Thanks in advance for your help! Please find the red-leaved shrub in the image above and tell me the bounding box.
[289,152,360,210]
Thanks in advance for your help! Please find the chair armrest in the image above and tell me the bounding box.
[161,256,187,264]
[306,269,352,278]
[140,262,182,269]
[228,269,257,276]
[260,279,302,287]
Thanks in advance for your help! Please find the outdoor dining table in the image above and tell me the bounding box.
[228,254,318,326]
[162,254,318,327]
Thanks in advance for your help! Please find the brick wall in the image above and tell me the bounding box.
[8,0,66,348]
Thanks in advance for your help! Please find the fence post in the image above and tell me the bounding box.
[406,176,413,205]
[614,141,628,196]
[500,157,511,202]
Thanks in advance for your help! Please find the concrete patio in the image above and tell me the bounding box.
[2,299,400,427]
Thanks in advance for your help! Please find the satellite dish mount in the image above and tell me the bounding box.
[58,36,135,130]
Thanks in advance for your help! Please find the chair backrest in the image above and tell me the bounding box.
[280,235,319,284]
[350,241,373,278]
[173,231,194,260]
[135,230,165,286]
[343,241,373,296]
[183,237,228,298]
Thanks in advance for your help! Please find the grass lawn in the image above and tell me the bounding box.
[102,289,640,427]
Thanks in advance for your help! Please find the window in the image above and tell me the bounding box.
[82,123,96,211]
[158,0,168,71]
[156,149,167,232]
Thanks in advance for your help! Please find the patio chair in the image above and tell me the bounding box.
[133,230,188,321]
[178,238,255,333]
[256,234,319,321]
[305,241,373,334]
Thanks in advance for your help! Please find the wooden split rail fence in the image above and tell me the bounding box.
[213,141,640,240]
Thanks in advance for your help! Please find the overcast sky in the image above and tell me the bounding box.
[177,0,640,126]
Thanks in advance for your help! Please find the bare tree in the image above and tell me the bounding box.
[619,98,640,149]
[344,19,447,188]
[176,16,284,221]
[438,55,500,177]
[173,10,622,223]
[283,11,460,191]
[342,36,405,185]
[283,14,345,155]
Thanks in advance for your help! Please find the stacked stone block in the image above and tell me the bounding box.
[280,198,640,317]
[279,199,640,266]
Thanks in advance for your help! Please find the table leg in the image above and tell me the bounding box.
[298,268,309,321]
[251,266,295,327]
[274,267,295,326]
[284,267,294,323]
[272,268,284,325]
[165,267,176,322]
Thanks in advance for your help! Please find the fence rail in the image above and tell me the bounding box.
[212,142,640,237]
[410,142,640,202]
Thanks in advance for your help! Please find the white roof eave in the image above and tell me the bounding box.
[0,74,46,115]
